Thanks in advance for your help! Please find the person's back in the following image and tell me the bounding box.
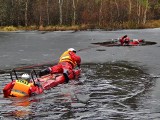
[3,73,32,97]
[10,79,33,97]
[39,48,81,82]
[3,73,43,97]
[59,48,81,69]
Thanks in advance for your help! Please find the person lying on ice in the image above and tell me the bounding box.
[119,35,130,45]
[3,73,43,97]
[39,48,81,83]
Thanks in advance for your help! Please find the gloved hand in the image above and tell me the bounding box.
[77,64,81,68]
[39,68,51,77]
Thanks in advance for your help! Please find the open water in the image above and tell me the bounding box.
[0,29,160,120]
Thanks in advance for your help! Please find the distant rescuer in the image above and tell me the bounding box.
[3,73,43,97]
[119,35,130,45]
[39,48,81,83]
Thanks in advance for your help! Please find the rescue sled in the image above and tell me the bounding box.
[37,69,81,90]
[3,69,81,97]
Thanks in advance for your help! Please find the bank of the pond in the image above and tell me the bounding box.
[1,20,160,32]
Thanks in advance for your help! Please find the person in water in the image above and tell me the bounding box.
[119,35,130,45]
[39,48,81,83]
[3,73,43,97]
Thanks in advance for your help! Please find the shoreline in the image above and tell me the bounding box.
[0,20,160,32]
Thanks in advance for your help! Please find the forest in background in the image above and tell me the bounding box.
[0,0,160,31]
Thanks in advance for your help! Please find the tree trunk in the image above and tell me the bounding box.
[46,0,50,25]
[137,0,141,24]
[59,0,63,25]
[17,0,20,26]
[25,0,28,26]
[72,0,76,25]
[143,0,149,24]
[38,0,45,28]
[114,0,119,19]
[98,0,103,26]
[128,0,132,20]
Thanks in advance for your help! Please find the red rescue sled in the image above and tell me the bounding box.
[38,69,81,90]
[3,69,81,97]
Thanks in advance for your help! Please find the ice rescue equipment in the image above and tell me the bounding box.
[3,69,81,97]
[10,79,33,97]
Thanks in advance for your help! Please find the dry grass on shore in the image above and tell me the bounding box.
[144,20,160,28]
[0,20,160,32]
[0,25,89,32]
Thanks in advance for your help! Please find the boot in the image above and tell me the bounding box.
[63,69,69,83]
[39,68,50,77]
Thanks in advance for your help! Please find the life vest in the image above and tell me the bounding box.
[59,51,77,67]
[10,79,33,97]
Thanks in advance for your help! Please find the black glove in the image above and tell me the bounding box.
[39,68,50,77]
[77,64,80,68]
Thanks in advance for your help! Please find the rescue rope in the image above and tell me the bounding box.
[14,45,99,70]
[15,60,57,70]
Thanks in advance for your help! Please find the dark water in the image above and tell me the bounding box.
[0,62,156,120]
[0,29,160,119]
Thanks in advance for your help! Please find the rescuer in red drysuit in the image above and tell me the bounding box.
[3,73,43,97]
[119,35,130,45]
[39,48,81,83]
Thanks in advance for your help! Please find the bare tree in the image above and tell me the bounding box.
[0,0,160,28]
[137,0,141,24]
[128,0,132,20]
[72,0,79,25]
[114,0,119,19]
[25,0,29,26]
[143,0,149,24]
[59,0,63,25]
[98,0,103,26]
[0,0,7,26]
[46,0,50,25]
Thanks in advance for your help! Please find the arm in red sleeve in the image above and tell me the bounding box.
[3,81,15,97]
[69,51,81,67]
